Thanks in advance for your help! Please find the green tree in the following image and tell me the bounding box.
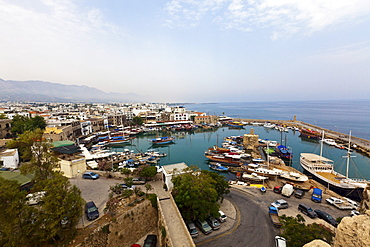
[144,184,153,196]
[0,177,29,246]
[280,214,334,247]
[0,113,8,119]
[120,167,132,177]
[6,129,53,164]
[132,116,143,126]
[11,115,46,135]
[139,165,157,180]
[172,171,220,221]
[201,170,230,202]
[124,177,134,188]
[2,130,84,245]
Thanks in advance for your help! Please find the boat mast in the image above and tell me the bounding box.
[342,131,356,179]
[320,130,324,157]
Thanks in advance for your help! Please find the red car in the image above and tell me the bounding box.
[273,186,282,194]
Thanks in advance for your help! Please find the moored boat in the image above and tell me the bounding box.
[276,145,293,160]
[300,132,368,201]
[148,136,175,145]
[299,128,321,140]
[209,163,229,172]
[227,121,245,128]
[205,155,242,166]
[107,136,132,145]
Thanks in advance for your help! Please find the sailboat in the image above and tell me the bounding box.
[300,131,368,201]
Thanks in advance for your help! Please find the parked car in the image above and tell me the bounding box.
[206,216,221,230]
[143,234,157,247]
[217,210,227,222]
[273,186,282,194]
[271,199,289,209]
[275,236,287,247]
[314,209,338,227]
[186,222,199,238]
[132,177,146,185]
[298,203,317,218]
[194,219,213,235]
[121,183,135,190]
[294,189,305,199]
[85,201,99,221]
[82,172,99,180]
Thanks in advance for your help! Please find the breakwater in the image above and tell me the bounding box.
[238,118,370,158]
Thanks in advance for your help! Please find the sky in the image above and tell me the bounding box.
[1,0,370,103]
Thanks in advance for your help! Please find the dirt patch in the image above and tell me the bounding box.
[69,196,158,247]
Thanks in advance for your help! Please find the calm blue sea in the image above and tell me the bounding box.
[185,99,370,140]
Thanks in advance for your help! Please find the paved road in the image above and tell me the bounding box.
[197,188,279,247]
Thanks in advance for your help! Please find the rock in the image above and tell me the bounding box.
[333,214,370,247]
[303,239,331,247]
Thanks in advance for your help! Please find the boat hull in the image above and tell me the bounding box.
[300,156,364,202]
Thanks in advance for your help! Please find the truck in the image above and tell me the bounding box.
[268,206,282,228]
[281,184,294,197]
[311,188,322,203]
[326,197,356,210]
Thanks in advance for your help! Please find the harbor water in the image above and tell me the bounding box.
[110,125,370,181]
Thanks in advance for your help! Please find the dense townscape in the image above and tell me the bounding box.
[1,102,370,247]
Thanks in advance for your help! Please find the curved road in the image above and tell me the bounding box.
[198,188,279,247]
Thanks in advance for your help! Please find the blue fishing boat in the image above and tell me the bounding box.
[148,136,175,145]
[276,145,293,160]
[107,136,132,145]
[209,163,229,172]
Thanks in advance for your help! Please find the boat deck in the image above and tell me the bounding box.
[316,171,345,184]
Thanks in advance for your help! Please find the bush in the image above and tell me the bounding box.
[147,194,158,209]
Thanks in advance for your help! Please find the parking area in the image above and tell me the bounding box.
[232,184,352,229]
[69,175,124,227]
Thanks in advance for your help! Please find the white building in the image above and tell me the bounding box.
[0,149,19,169]
[162,162,190,191]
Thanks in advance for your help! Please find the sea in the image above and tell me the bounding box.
[110,99,370,181]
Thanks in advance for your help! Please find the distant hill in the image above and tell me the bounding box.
[0,78,147,103]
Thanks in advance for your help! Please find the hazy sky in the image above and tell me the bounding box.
[1,0,370,103]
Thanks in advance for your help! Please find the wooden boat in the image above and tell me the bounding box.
[227,121,245,128]
[205,155,241,166]
[148,136,175,145]
[208,145,230,154]
[299,128,321,140]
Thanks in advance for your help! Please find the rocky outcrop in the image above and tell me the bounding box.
[333,184,370,247]
[303,239,331,247]
[333,212,370,247]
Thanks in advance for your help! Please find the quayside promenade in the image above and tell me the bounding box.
[239,118,370,157]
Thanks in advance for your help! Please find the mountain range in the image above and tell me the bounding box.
[0,78,147,103]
